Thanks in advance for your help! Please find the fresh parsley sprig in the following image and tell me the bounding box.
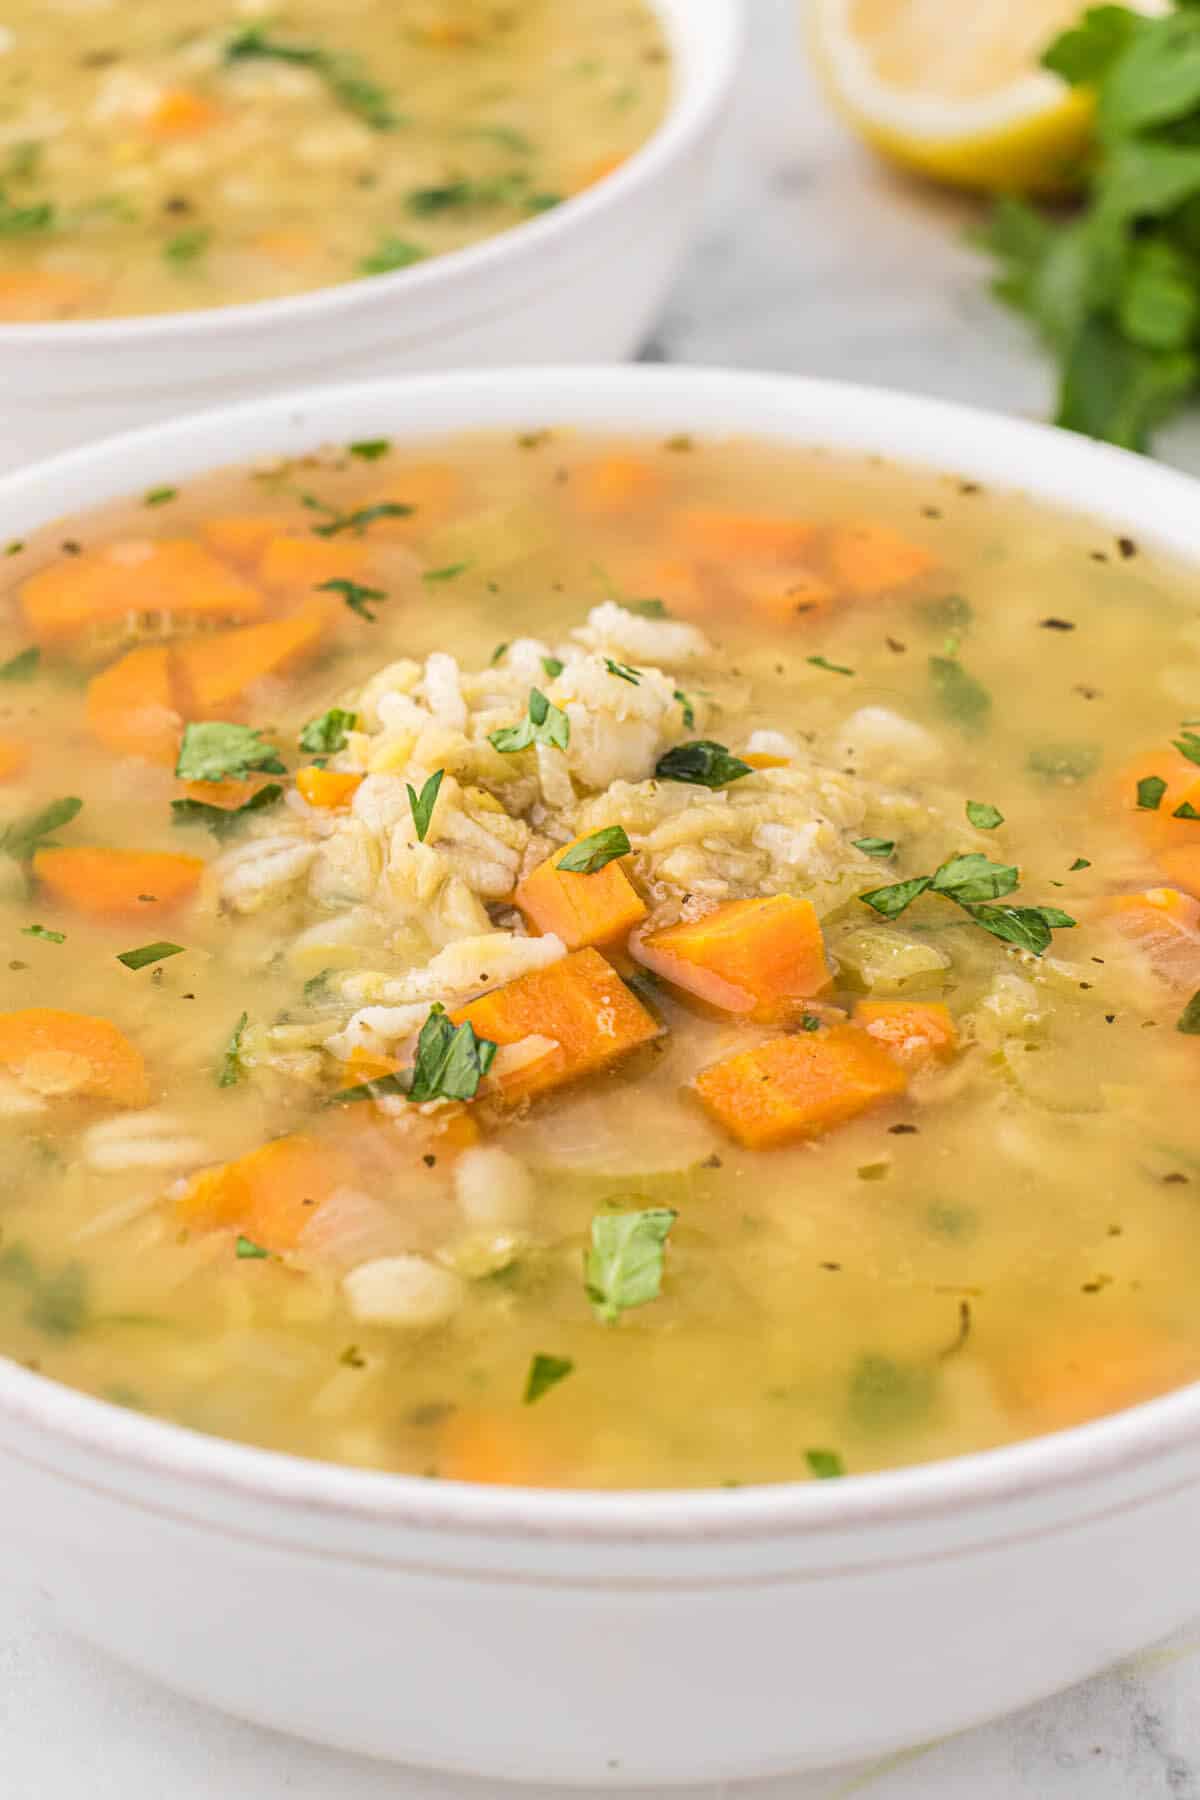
[860,852,1076,956]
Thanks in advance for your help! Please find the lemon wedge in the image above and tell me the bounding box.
[808,0,1164,195]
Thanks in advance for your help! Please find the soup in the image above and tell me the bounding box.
[1,429,1199,1490]
[0,1,670,322]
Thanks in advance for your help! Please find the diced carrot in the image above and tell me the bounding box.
[1013,1326,1199,1433]
[176,776,268,810]
[745,567,838,625]
[670,509,816,564]
[434,1108,483,1152]
[453,947,659,1102]
[855,999,958,1070]
[695,1023,907,1150]
[514,835,647,953]
[0,270,95,323]
[338,1049,403,1089]
[257,535,368,592]
[572,455,660,514]
[741,752,790,770]
[1161,845,1200,900]
[296,767,363,810]
[0,1008,148,1108]
[438,1410,553,1486]
[21,540,265,648]
[34,846,204,918]
[1101,886,1200,990]
[173,600,326,717]
[85,645,180,765]
[632,895,832,1021]
[203,515,290,566]
[571,151,627,193]
[177,1134,350,1252]
[823,523,934,598]
[144,88,221,137]
[367,465,463,538]
[1116,750,1200,852]
[0,736,30,782]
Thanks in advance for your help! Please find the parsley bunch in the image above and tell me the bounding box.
[980,3,1200,451]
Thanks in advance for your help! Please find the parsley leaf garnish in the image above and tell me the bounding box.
[964,904,1078,957]
[175,721,285,784]
[807,654,855,676]
[523,1353,574,1405]
[0,647,39,682]
[541,656,564,679]
[805,1448,845,1480]
[22,923,64,944]
[332,1072,409,1105]
[225,27,400,131]
[358,237,427,276]
[408,1004,497,1103]
[1174,800,1200,820]
[557,826,631,874]
[585,1208,676,1324]
[348,438,391,461]
[673,688,695,729]
[860,854,1074,954]
[604,658,641,685]
[310,502,412,538]
[489,687,570,754]
[1138,775,1167,810]
[624,596,669,619]
[407,768,444,843]
[235,1235,270,1260]
[171,784,283,838]
[422,562,471,584]
[853,837,895,858]
[966,801,1004,830]
[316,577,388,620]
[929,655,991,731]
[1070,857,1092,871]
[1178,990,1200,1035]
[1,796,82,862]
[1175,731,1200,768]
[218,1012,248,1088]
[654,740,752,789]
[117,941,184,971]
[860,875,934,919]
[299,708,358,755]
[144,486,178,507]
[930,853,1020,904]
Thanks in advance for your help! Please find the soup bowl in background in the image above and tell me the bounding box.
[0,0,741,475]
[2,365,1200,1785]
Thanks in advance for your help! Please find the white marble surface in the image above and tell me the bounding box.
[6,1,1200,1793]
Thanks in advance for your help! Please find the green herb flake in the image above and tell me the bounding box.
[1178,991,1200,1035]
[1174,800,1200,820]
[332,1072,409,1105]
[807,654,855,676]
[408,1004,497,1104]
[625,597,669,619]
[407,768,444,843]
[1,796,83,863]
[654,740,752,789]
[489,687,570,754]
[311,503,412,539]
[348,438,391,461]
[21,923,64,944]
[1070,856,1092,871]
[805,1448,845,1480]
[143,486,178,508]
[584,1207,676,1324]
[175,721,284,784]
[422,562,472,584]
[860,875,933,919]
[299,708,358,755]
[225,27,400,131]
[1028,744,1100,784]
[218,1012,249,1088]
[930,853,1020,904]
[1174,731,1200,768]
[604,658,641,685]
[853,837,895,858]
[358,237,427,277]
[800,1013,822,1033]
[966,800,1005,830]
[489,642,510,665]
[541,656,564,679]
[523,1353,574,1405]
[170,783,283,838]
[929,655,991,731]
[0,647,39,682]
[0,193,55,236]
[316,577,388,621]
[673,688,696,729]
[1138,775,1168,810]
[235,1235,270,1261]
[163,226,210,266]
[117,941,185,971]
[557,826,631,874]
[963,903,1077,957]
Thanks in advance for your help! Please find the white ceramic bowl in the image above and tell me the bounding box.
[0,0,741,474]
[3,366,1200,1787]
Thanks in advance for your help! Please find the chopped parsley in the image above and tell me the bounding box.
[0,647,39,682]
[348,439,392,462]
[624,596,669,619]
[0,191,55,236]
[805,1448,845,1480]
[800,1013,822,1032]
[523,1353,574,1405]
[333,1072,408,1105]
[1178,991,1200,1035]
[929,655,991,731]
[175,721,285,784]
[171,783,284,838]
[358,237,427,277]
[143,486,178,507]
[807,654,855,676]
[235,1235,270,1261]
[966,800,1004,830]
[853,837,895,858]
[316,577,388,621]
[1174,731,1200,768]
[585,1208,676,1324]
[557,826,631,874]
[422,561,472,584]
[861,853,1075,955]
[1028,744,1100,784]
[654,740,752,789]
[673,688,696,729]
[859,874,934,920]
[225,27,400,131]
[489,642,510,665]
[1070,857,1092,871]
[408,1004,497,1104]
[1,796,82,863]
[117,941,184,971]
[218,1012,249,1088]
[541,656,564,679]
[163,227,210,266]
[604,658,641,685]
[21,923,64,944]
[489,687,570,754]
[1174,800,1200,820]
[299,708,358,755]
[310,502,412,539]
[1137,775,1167,811]
[407,768,444,843]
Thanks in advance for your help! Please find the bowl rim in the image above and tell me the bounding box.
[4,361,1200,1546]
[0,0,742,348]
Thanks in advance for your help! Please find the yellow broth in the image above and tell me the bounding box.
[1,429,1200,1490]
[0,1,670,321]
